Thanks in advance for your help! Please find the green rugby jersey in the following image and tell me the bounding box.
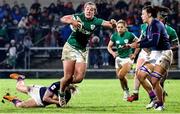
[165,25,179,46]
[140,23,147,38]
[111,31,137,58]
[67,13,104,51]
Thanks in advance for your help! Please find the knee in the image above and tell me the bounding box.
[16,84,23,92]
[74,77,83,83]
[117,74,125,80]
[73,74,84,83]
[63,74,73,82]
[137,72,146,83]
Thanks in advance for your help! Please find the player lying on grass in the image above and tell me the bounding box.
[3,73,77,108]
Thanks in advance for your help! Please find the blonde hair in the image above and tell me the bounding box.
[117,19,127,28]
[84,1,97,14]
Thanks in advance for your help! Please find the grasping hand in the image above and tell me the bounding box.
[71,20,82,29]
[110,19,117,28]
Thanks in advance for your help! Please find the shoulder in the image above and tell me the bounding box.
[166,25,175,32]
[111,32,118,40]
[141,23,147,29]
[126,31,136,38]
[112,32,118,37]
[48,81,60,91]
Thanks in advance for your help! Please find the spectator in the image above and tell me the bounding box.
[6,39,17,68]
[63,2,75,15]
[19,3,28,17]
[56,0,64,16]
[48,3,57,14]
[89,34,101,68]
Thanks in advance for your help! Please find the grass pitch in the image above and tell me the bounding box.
[0,79,180,114]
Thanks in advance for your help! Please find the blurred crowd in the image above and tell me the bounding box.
[0,0,179,69]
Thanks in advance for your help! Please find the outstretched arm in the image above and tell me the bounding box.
[102,19,116,29]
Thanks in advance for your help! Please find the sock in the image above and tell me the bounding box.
[12,99,22,106]
[17,77,24,81]
[149,91,156,100]
[157,101,163,106]
[133,89,139,94]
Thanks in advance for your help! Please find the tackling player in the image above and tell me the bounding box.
[3,73,77,108]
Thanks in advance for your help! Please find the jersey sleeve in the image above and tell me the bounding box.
[110,33,116,43]
[130,33,138,43]
[169,28,179,46]
[48,81,60,93]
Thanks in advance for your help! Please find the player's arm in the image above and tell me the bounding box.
[43,89,59,105]
[129,35,140,60]
[60,15,81,28]
[170,29,179,50]
[107,40,117,58]
[129,23,161,48]
[102,19,116,29]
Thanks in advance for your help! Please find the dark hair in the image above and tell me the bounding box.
[65,84,78,103]
[142,5,159,18]
[158,6,170,18]
[65,88,71,103]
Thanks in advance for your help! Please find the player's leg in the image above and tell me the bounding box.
[72,62,87,83]
[3,95,22,107]
[16,98,40,108]
[116,62,131,100]
[150,65,166,110]
[137,63,157,108]
[72,50,88,83]
[59,60,75,106]
[127,57,145,102]
[152,50,172,110]
[59,43,77,107]
[10,73,28,94]
[4,95,40,108]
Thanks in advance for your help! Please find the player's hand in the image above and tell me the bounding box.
[129,42,139,48]
[71,20,82,29]
[110,19,116,28]
[111,52,117,58]
[122,44,131,49]
[129,54,135,60]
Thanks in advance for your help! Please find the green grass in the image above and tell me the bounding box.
[0,79,180,114]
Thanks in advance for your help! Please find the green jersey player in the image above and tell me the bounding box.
[59,1,116,107]
[107,19,138,100]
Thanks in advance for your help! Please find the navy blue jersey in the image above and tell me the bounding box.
[139,19,170,50]
[39,81,60,106]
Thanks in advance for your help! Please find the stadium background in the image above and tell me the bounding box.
[0,0,179,78]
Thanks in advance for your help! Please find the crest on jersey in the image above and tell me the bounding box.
[116,41,120,44]
[91,25,95,30]
[124,39,129,44]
